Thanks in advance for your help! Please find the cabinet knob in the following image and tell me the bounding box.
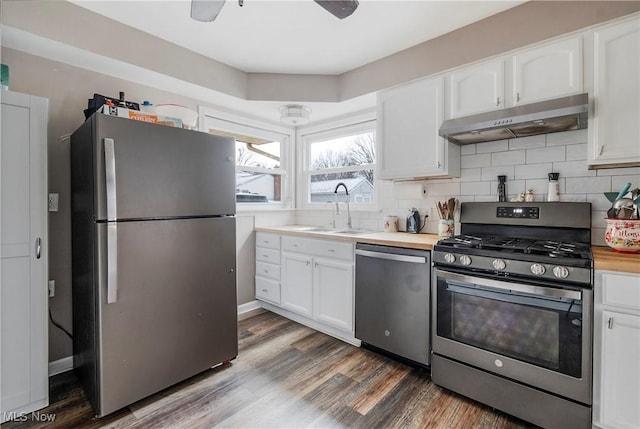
[516,92,521,103]
[261,289,268,293]
[306,260,310,266]
[608,317,614,329]
[328,249,335,253]
[496,97,501,106]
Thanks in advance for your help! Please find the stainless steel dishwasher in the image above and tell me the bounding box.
[355,243,431,367]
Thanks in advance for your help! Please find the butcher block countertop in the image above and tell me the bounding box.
[255,225,440,250]
[256,226,640,274]
[592,246,640,274]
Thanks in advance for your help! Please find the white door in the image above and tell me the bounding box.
[313,257,353,332]
[1,91,48,420]
[512,37,582,105]
[599,310,640,429]
[449,59,505,118]
[281,252,313,317]
[589,18,640,167]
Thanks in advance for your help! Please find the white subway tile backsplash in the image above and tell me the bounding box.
[492,150,525,166]
[566,176,611,193]
[427,182,461,196]
[515,163,552,180]
[546,129,587,146]
[526,146,565,164]
[460,168,482,182]
[461,153,491,168]
[586,193,614,211]
[597,167,640,176]
[460,144,477,155]
[566,143,588,161]
[509,135,545,150]
[461,181,491,196]
[611,175,640,191]
[476,139,509,154]
[481,166,514,181]
[524,179,553,198]
[552,160,596,178]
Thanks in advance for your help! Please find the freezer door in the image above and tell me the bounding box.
[94,217,237,416]
[94,114,235,220]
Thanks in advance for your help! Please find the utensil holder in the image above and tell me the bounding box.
[438,219,454,238]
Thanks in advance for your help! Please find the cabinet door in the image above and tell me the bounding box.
[589,18,640,167]
[313,258,353,332]
[599,310,640,429]
[512,37,582,105]
[377,76,447,179]
[449,59,505,118]
[1,92,48,419]
[281,252,313,317]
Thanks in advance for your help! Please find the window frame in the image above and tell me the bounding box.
[199,106,295,210]
[297,110,378,211]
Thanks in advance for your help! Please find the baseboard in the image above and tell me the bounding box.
[49,356,73,376]
[238,300,263,315]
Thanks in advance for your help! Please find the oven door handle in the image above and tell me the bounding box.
[435,269,581,300]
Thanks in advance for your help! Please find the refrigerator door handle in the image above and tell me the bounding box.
[104,138,117,221]
[107,223,118,303]
[104,138,118,303]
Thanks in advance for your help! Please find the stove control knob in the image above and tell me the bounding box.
[553,266,570,279]
[444,253,456,264]
[460,255,472,266]
[530,263,546,276]
[492,259,506,270]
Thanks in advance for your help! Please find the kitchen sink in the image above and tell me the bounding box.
[332,229,371,235]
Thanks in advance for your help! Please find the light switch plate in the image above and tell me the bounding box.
[48,193,59,212]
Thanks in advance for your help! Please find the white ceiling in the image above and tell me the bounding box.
[70,0,525,75]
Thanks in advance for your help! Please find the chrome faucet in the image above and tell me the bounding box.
[334,182,352,230]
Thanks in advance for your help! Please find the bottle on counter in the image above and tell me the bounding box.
[497,175,507,202]
[548,172,560,202]
[141,100,155,114]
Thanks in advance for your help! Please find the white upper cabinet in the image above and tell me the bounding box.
[377,75,459,180]
[588,17,640,168]
[512,37,583,105]
[449,59,505,118]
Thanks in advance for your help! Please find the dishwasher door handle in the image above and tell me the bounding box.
[355,249,426,264]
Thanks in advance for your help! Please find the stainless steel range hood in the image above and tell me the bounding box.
[439,93,588,145]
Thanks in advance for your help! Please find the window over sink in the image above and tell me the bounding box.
[299,116,377,209]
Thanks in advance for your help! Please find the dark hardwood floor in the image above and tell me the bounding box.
[3,310,536,428]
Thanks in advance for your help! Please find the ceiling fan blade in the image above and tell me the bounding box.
[191,0,227,22]
[314,0,359,19]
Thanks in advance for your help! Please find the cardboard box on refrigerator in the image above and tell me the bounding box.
[100,105,183,128]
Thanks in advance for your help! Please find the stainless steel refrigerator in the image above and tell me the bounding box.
[70,113,238,417]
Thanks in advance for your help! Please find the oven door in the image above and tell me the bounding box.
[432,268,592,405]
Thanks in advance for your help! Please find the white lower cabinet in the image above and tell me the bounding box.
[281,252,313,317]
[255,232,281,305]
[257,233,356,342]
[593,270,640,429]
[313,257,353,332]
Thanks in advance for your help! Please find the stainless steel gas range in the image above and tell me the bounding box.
[431,202,593,429]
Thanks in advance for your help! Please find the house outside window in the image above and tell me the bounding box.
[199,108,293,208]
[299,116,376,209]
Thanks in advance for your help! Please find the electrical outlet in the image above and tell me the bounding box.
[48,280,55,298]
[48,193,59,212]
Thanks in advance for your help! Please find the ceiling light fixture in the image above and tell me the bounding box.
[279,105,312,126]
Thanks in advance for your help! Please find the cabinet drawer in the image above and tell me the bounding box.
[256,248,280,264]
[282,236,353,261]
[256,276,280,304]
[601,271,640,311]
[256,261,280,281]
[256,232,280,250]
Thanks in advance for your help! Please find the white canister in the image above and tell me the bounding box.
[384,216,399,232]
[438,219,454,238]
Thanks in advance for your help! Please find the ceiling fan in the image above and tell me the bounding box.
[191,0,359,22]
